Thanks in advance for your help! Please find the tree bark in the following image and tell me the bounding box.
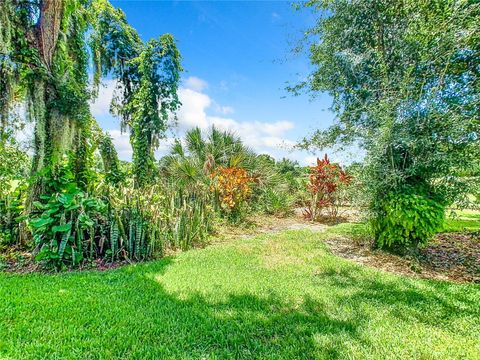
[36,0,64,69]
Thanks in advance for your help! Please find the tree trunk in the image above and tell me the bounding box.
[36,0,64,69]
[27,0,69,209]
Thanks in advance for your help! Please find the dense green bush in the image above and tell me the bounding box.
[108,182,214,259]
[27,161,214,269]
[30,166,107,269]
[0,134,30,246]
[371,192,445,249]
[161,127,302,223]
[296,0,478,249]
[0,181,26,247]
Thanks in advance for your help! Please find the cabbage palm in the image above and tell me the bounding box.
[160,126,255,182]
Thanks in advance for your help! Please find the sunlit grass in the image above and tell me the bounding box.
[444,209,480,232]
[1,226,479,359]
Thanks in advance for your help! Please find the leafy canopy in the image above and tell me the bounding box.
[295,0,479,204]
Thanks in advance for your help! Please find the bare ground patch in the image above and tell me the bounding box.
[324,232,480,283]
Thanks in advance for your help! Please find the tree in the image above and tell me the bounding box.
[0,0,181,198]
[90,2,182,187]
[294,0,479,246]
[161,126,255,184]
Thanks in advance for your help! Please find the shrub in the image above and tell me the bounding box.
[107,182,214,258]
[260,187,295,217]
[303,154,351,221]
[28,162,215,269]
[210,166,253,221]
[0,181,26,247]
[371,192,445,249]
[29,166,106,269]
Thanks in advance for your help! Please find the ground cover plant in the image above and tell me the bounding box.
[1,226,479,359]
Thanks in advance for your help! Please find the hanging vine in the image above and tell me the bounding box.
[90,2,182,187]
[128,36,182,187]
[1,0,182,201]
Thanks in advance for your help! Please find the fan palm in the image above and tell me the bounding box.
[160,126,256,181]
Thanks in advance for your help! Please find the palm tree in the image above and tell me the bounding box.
[159,126,256,183]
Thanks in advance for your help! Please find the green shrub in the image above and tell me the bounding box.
[0,181,26,246]
[108,182,214,259]
[26,160,215,269]
[29,166,106,269]
[260,187,294,217]
[371,192,445,249]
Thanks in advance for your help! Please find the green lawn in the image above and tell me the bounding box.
[444,210,480,232]
[1,225,479,359]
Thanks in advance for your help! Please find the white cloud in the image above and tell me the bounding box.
[205,117,295,151]
[90,75,303,162]
[175,79,298,158]
[107,130,177,161]
[183,76,208,92]
[107,130,132,159]
[154,137,176,158]
[177,88,211,129]
[90,80,116,117]
[213,102,234,115]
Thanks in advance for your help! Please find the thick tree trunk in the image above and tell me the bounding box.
[29,0,67,173]
[27,1,68,210]
[36,0,64,69]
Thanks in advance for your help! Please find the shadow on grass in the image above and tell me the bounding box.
[318,265,479,325]
[1,255,479,359]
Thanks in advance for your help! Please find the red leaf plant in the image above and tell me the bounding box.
[302,154,351,221]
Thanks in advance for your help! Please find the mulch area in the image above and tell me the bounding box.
[325,231,480,283]
[0,250,129,274]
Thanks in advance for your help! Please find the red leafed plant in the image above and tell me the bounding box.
[303,154,351,221]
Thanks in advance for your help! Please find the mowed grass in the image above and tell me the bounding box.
[1,225,479,359]
[444,209,480,232]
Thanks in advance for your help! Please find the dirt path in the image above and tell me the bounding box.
[211,214,328,243]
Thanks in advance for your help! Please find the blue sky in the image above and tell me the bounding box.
[91,0,346,165]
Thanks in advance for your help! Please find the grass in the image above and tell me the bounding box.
[444,209,480,232]
[1,224,479,359]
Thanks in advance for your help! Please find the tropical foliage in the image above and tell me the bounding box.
[303,155,351,221]
[295,0,479,248]
[0,0,477,271]
[210,166,253,220]
[0,2,479,358]
[0,0,191,268]
[30,164,106,269]
[371,191,445,250]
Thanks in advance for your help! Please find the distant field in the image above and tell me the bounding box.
[444,209,480,232]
